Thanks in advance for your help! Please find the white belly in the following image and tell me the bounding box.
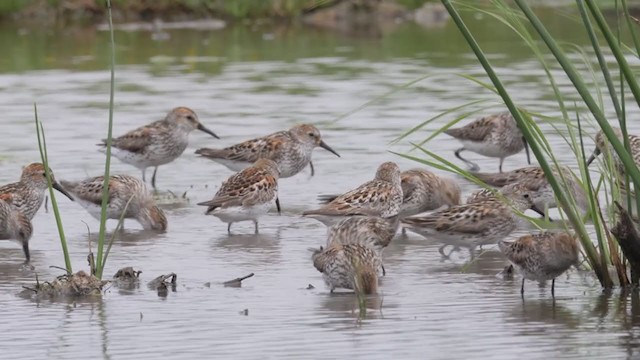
[211,159,252,172]
[462,140,507,158]
[210,202,272,223]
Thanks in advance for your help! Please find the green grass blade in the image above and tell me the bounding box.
[442,0,610,287]
[96,0,116,280]
[34,104,72,273]
[101,195,134,271]
[576,0,623,120]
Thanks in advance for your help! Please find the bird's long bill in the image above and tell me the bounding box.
[275,197,282,215]
[52,182,74,201]
[530,205,553,222]
[197,123,220,139]
[586,148,601,166]
[319,140,340,157]
[523,136,531,165]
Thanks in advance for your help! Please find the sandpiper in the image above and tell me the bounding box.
[473,166,588,217]
[326,215,399,275]
[499,231,579,297]
[402,182,534,256]
[311,243,382,294]
[444,112,530,173]
[303,162,403,226]
[197,158,280,234]
[196,124,339,178]
[0,163,73,220]
[61,175,167,231]
[399,169,461,217]
[0,199,33,263]
[99,107,219,188]
[318,169,460,217]
[587,127,640,169]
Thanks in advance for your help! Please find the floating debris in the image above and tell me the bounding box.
[114,267,142,280]
[148,273,177,297]
[498,264,515,280]
[223,273,254,288]
[113,267,142,289]
[20,270,107,299]
[306,284,315,290]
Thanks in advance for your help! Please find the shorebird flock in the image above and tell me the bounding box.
[0,108,626,297]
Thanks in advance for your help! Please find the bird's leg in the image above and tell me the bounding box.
[382,264,386,276]
[551,278,555,298]
[499,158,504,173]
[151,167,159,188]
[22,241,30,264]
[254,220,259,234]
[275,197,281,215]
[309,161,315,177]
[227,222,232,234]
[142,169,147,182]
[454,148,479,171]
[521,278,525,296]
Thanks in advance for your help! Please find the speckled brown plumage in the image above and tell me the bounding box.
[0,199,33,263]
[61,174,167,231]
[0,163,73,220]
[196,124,339,178]
[99,107,218,188]
[445,112,529,172]
[197,158,280,233]
[402,182,534,253]
[472,166,588,216]
[303,162,403,225]
[311,243,382,294]
[499,231,579,296]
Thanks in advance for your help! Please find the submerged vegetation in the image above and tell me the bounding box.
[396,0,640,288]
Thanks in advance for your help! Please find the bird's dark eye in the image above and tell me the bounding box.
[42,173,47,178]
[523,194,529,198]
[308,132,315,137]
[187,115,195,121]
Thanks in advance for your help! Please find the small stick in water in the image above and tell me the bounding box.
[224,273,254,287]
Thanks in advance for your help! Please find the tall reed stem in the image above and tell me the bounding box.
[95,0,116,280]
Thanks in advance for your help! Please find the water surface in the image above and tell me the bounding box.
[1,7,640,359]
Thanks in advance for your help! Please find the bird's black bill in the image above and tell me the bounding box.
[523,136,531,165]
[530,205,553,221]
[53,182,74,201]
[197,123,220,139]
[319,140,340,157]
[586,148,601,166]
[275,197,282,215]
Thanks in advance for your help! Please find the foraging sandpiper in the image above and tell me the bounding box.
[587,127,640,169]
[498,231,579,297]
[61,174,167,231]
[402,182,534,257]
[311,242,382,294]
[444,112,530,173]
[195,124,339,178]
[472,166,588,218]
[319,168,461,218]
[197,158,280,234]
[303,162,403,226]
[0,163,73,220]
[326,215,399,275]
[99,107,219,188]
[0,199,33,263]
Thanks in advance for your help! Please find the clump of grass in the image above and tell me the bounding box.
[394,0,640,288]
[32,0,119,283]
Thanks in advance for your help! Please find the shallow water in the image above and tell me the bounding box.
[2,7,640,359]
